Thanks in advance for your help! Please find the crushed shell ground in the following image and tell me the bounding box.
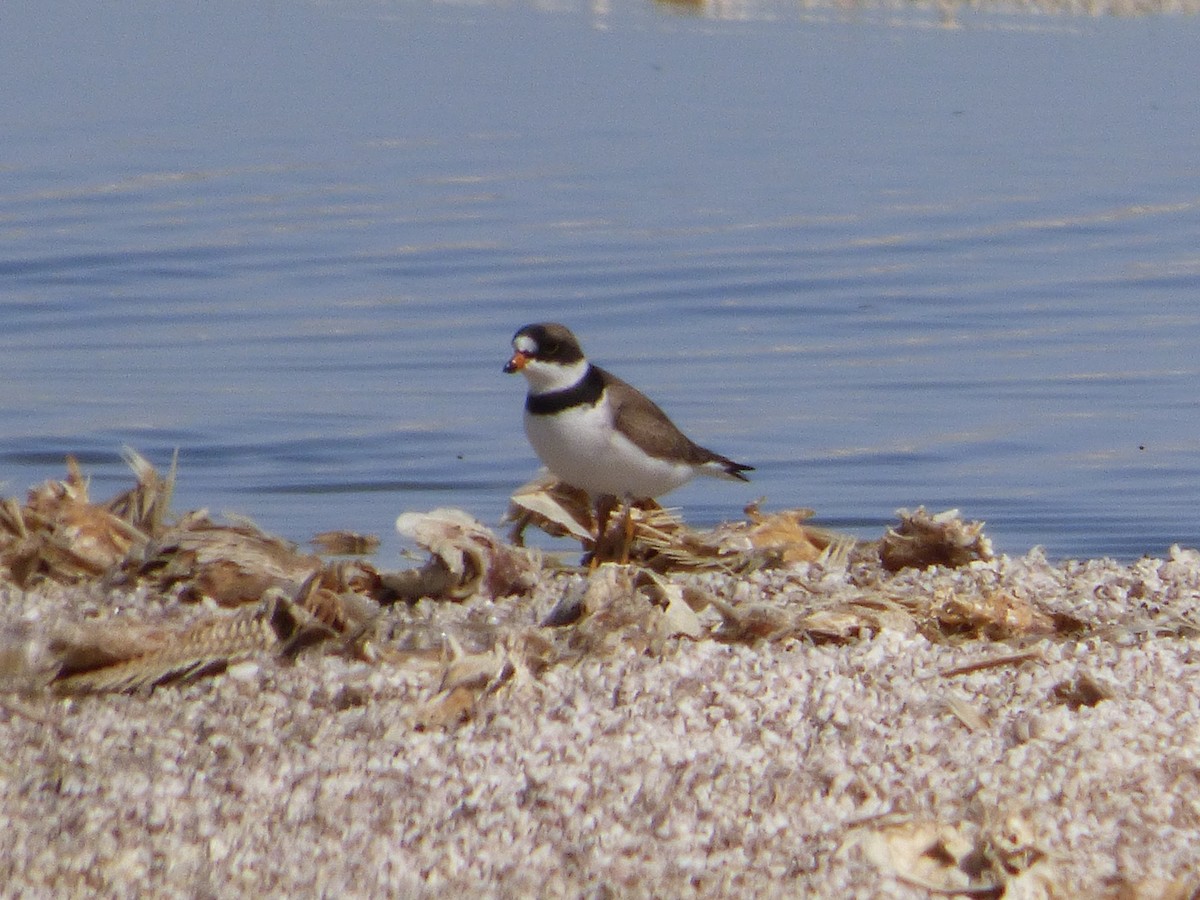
[5,546,1200,897]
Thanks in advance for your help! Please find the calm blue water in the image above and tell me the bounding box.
[2,0,1199,561]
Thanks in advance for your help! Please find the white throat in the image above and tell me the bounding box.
[521,358,589,395]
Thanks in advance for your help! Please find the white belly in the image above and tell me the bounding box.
[524,404,696,499]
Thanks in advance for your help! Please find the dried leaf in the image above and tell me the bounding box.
[106,447,176,537]
[0,455,157,586]
[414,685,478,729]
[937,650,1043,678]
[504,477,861,573]
[50,596,313,694]
[933,590,1058,641]
[393,508,540,601]
[710,597,794,643]
[144,514,322,606]
[944,695,990,732]
[411,633,519,729]
[880,507,993,572]
[745,503,855,567]
[562,565,658,657]
[311,530,380,556]
[506,475,596,544]
[637,570,704,642]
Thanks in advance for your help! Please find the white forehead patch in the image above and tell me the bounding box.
[514,334,538,354]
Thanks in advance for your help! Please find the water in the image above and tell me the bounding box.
[2,0,1199,561]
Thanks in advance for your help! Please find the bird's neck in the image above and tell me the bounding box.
[524,358,591,396]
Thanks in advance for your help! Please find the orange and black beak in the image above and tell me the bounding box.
[503,350,530,374]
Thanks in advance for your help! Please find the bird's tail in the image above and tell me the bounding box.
[698,452,754,482]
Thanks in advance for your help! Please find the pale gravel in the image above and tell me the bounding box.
[3,548,1200,897]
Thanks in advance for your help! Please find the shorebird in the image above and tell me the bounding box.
[504,322,752,560]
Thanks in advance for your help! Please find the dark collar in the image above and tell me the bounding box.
[526,364,604,415]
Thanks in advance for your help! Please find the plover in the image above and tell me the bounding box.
[504,322,753,501]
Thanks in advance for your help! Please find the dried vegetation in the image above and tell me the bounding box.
[0,456,1133,701]
[4,456,1200,894]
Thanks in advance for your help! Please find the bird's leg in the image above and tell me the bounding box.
[617,494,636,565]
[588,493,619,568]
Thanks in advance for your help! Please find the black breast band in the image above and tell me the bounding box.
[526,365,605,415]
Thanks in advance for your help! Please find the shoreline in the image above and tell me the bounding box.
[2,459,1200,895]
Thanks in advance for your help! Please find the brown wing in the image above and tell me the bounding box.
[599,367,752,479]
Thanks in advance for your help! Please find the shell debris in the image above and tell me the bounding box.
[0,453,1170,709]
[5,454,1200,895]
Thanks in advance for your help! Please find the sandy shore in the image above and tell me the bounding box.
[4,516,1200,897]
